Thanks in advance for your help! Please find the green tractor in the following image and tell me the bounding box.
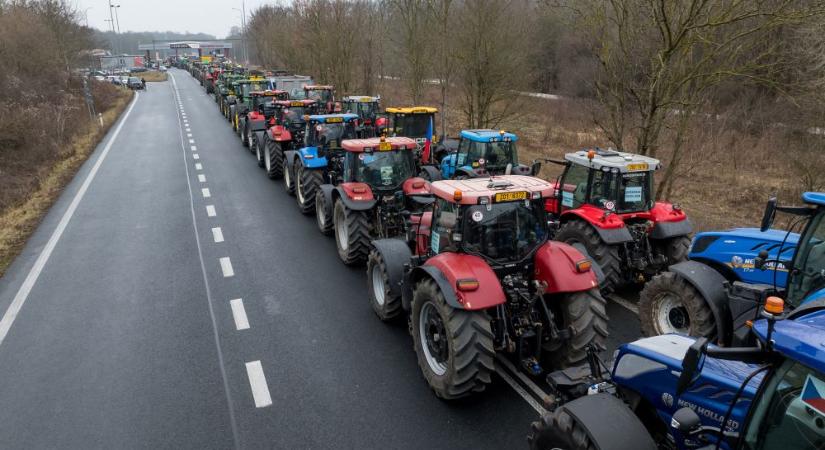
[229,76,270,133]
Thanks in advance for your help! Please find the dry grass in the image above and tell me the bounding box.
[0,89,133,276]
[140,71,168,82]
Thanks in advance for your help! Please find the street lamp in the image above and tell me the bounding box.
[232,1,249,65]
[109,3,121,55]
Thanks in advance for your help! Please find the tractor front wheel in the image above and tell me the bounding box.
[639,271,716,340]
[367,250,401,321]
[315,192,333,235]
[295,164,322,214]
[254,138,265,168]
[333,199,370,265]
[241,123,249,147]
[528,408,598,450]
[556,220,622,294]
[411,278,494,399]
[544,288,608,369]
[264,139,283,178]
[283,159,295,195]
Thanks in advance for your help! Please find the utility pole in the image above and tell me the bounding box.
[242,0,249,65]
[109,3,121,54]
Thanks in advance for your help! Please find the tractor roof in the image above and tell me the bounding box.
[564,148,661,173]
[250,89,286,97]
[342,95,380,103]
[307,113,358,123]
[460,129,518,143]
[754,309,825,373]
[342,137,417,153]
[385,106,438,114]
[305,85,333,90]
[274,99,317,107]
[803,192,825,207]
[430,175,554,205]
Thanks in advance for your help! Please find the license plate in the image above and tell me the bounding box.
[494,191,528,202]
[291,101,304,107]
[360,97,373,102]
[626,163,648,171]
[325,117,343,123]
[378,141,392,151]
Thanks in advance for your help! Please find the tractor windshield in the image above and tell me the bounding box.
[307,89,333,103]
[786,208,825,307]
[616,171,654,213]
[353,150,415,190]
[392,114,431,138]
[465,141,517,170]
[242,82,267,97]
[281,107,308,126]
[354,102,378,119]
[462,199,547,263]
[308,122,356,147]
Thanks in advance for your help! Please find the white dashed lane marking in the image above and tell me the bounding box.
[193,154,200,160]
[230,299,250,330]
[201,188,211,198]
[191,145,197,151]
[189,139,195,144]
[206,205,216,217]
[211,227,224,243]
[245,361,273,408]
[198,174,207,183]
[195,163,203,170]
[219,257,234,277]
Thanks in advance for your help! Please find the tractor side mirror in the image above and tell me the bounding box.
[754,250,769,270]
[760,197,777,232]
[531,160,542,176]
[671,407,701,434]
[676,337,708,396]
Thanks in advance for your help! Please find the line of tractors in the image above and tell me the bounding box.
[178,58,825,450]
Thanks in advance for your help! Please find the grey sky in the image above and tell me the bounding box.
[74,0,274,39]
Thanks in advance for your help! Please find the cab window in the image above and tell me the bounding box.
[431,199,458,255]
[788,211,825,307]
[561,164,589,209]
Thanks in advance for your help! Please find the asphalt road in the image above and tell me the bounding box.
[0,69,641,449]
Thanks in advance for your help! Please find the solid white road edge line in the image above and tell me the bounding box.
[0,91,141,348]
[206,205,216,217]
[211,227,224,243]
[219,257,234,277]
[229,299,250,330]
[245,360,273,408]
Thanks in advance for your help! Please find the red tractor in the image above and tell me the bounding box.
[238,89,289,149]
[544,148,692,294]
[368,175,609,399]
[314,136,429,265]
[253,99,319,179]
[303,85,337,113]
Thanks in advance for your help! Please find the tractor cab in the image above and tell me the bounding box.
[340,96,381,137]
[549,148,660,215]
[250,90,289,111]
[303,113,358,151]
[303,85,336,113]
[381,107,438,162]
[237,78,269,105]
[438,130,534,180]
[338,137,417,192]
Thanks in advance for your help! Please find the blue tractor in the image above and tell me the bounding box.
[420,129,540,180]
[282,113,359,214]
[638,192,825,346]
[528,296,825,450]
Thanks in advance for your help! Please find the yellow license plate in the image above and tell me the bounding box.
[494,191,528,202]
[360,97,373,102]
[290,101,304,107]
[325,117,343,123]
[626,163,648,171]
[378,141,392,151]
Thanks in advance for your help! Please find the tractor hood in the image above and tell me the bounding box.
[689,227,799,287]
[612,334,761,434]
[753,309,825,373]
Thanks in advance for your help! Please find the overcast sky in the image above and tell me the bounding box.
[74,0,275,39]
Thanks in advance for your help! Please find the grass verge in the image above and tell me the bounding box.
[141,71,168,82]
[0,89,134,277]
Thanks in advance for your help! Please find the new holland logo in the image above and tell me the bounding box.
[802,374,825,416]
[662,392,674,408]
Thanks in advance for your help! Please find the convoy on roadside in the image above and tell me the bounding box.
[174,57,823,450]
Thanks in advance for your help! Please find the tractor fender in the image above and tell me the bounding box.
[254,131,266,147]
[534,241,600,294]
[372,238,412,300]
[419,165,442,181]
[297,146,328,169]
[562,209,633,244]
[335,183,377,211]
[284,150,298,173]
[269,125,293,142]
[558,393,658,450]
[668,260,732,343]
[567,242,606,285]
[419,253,506,311]
[318,183,335,217]
[455,167,478,179]
[402,177,430,195]
[249,119,267,132]
[650,218,692,240]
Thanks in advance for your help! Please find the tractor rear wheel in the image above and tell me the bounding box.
[544,289,608,368]
[295,164,322,214]
[241,123,249,147]
[333,200,370,265]
[254,138,265,168]
[639,271,716,340]
[283,158,295,195]
[556,220,622,294]
[411,278,494,399]
[528,408,598,450]
[315,192,333,235]
[264,139,283,178]
[367,250,402,321]
[657,235,692,266]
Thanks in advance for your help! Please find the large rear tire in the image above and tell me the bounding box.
[315,192,333,236]
[255,138,265,168]
[638,271,716,340]
[411,278,494,399]
[556,220,622,294]
[295,163,322,214]
[367,250,402,321]
[241,123,249,147]
[657,235,692,266]
[333,199,370,265]
[283,158,295,195]
[265,139,283,179]
[544,289,609,369]
[528,408,598,450]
